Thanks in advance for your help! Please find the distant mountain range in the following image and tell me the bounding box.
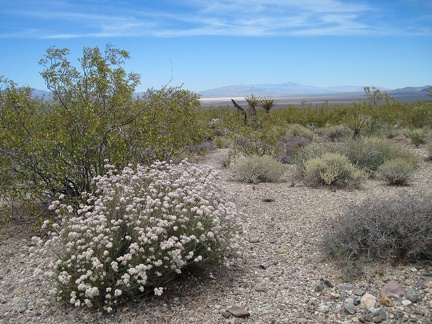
[30,83,431,100]
[198,82,432,98]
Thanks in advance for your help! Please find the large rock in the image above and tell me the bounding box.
[379,280,405,298]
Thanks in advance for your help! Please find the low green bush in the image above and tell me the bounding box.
[376,158,416,185]
[340,137,419,174]
[234,155,285,183]
[323,193,432,268]
[408,128,430,147]
[30,160,241,312]
[285,123,315,140]
[316,124,351,142]
[303,152,365,187]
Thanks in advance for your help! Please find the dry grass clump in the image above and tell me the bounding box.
[322,192,432,276]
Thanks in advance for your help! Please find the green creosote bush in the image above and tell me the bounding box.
[30,160,242,312]
[284,123,315,141]
[408,128,430,147]
[303,152,365,187]
[0,45,204,221]
[229,125,284,158]
[316,124,352,142]
[322,193,432,272]
[234,155,285,183]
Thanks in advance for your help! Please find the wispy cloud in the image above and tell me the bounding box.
[0,0,430,39]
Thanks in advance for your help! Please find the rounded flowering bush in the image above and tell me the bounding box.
[30,160,242,312]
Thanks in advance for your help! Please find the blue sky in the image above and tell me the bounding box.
[0,0,431,93]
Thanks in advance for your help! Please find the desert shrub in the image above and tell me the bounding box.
[0,46,204,221]
[30,160,241,312]
[339,137,419,174]
[427,141,432,159]
[408,128,430,147]
[295,142,341,172]
[234,155,285,183]
[303,152,365,187]
[229,125,284,158]
[316,124,351,142]
[376,158,416,186]
[285,123,314,140]
[323,193,432,267]
[277,135,311,164]
[186,139,218,156]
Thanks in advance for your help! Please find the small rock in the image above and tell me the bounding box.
[401,299,412,306]
[318,303,330,313]
[323,279,333,288]
[330,292,339,300]
[373,308,387,320]
[379,280,405,298]
[250,237,260,243]
[315,280,324,292]
[344,298,356,315]
[360,293,376,311]
[377,294,392,307]
[405,287,419,303]
[341,283,354,291]
[226,306,250,318]
[373,315,383,323]
[262,196,275,202]
[221,311,231,319]
[354,289,365,296]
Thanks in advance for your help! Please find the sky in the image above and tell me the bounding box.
[0,0,431,93]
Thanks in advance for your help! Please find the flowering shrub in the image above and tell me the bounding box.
[30,160,241,312]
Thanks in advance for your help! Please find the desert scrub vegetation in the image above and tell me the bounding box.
[302,152,365,187]
[339,137,420,174]
[295,136,419,187]
[376,158,417,186]
[322,193,432,275]
[234,155,285,183]
[408,128,430,147]
[30,160,242,312]
[276,135,311,164]
[0,45,204,221]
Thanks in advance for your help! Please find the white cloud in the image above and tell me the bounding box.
[0,0,430,38]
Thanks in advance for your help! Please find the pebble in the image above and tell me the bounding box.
[401,299,412,306]
[226,306,250,318]
[405,287,419,303]
[360,293,376,311]
[344,298,356,315]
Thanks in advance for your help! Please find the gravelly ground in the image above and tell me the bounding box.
[1,147,431,324]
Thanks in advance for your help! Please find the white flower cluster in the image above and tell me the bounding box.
[30,160,242,312]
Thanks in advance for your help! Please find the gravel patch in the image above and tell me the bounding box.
[1,148,432,323]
